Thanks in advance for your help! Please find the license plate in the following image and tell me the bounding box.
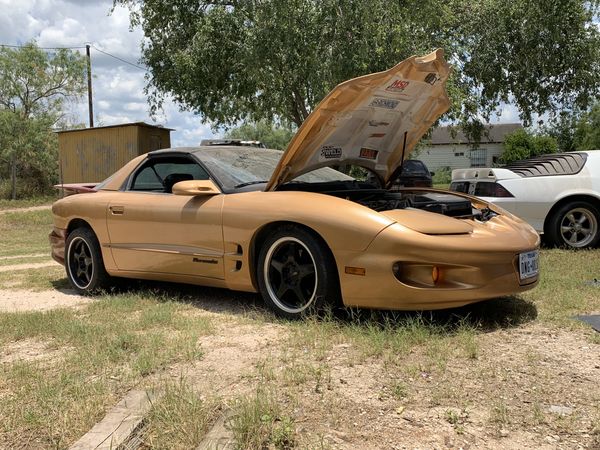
[519,250,539,280]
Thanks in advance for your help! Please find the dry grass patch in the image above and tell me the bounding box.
[0,209,53,257]
[0,292,213,449]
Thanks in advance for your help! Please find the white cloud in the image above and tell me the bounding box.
[0,0,217,146]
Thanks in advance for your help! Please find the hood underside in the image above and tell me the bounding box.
[266,49,451,191]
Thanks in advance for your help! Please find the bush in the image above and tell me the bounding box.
[432,166,452,185]
[500,128,558,164]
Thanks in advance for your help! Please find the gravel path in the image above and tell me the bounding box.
[0,205,52,214]
[0,289,92,312]
[0,261,59,273]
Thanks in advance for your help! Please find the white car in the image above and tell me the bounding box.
[450,151,600,249]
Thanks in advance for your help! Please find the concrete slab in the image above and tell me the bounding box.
[69,389,160,450]
[196,412,234,450]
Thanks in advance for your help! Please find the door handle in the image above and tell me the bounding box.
[109,205,125,215]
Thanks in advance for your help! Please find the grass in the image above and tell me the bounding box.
[228,387,296,450]
[522,249,600,324]
[142,378,220,449]
[0,195,57,211]
[0,209,54,257]
[0,292,213,448]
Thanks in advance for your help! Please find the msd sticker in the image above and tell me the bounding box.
[359,148,379,160]
[385,79,410,93]
[369,97,399,110]
[320,145,342,159]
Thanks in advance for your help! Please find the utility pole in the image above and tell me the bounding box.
[86,44,94,127]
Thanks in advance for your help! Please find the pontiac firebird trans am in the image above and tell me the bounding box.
[50,50,540,318]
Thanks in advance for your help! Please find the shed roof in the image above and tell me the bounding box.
[430,123,522,145]
[55,121,174,134]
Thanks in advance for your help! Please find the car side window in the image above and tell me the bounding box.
[129,158,210,193]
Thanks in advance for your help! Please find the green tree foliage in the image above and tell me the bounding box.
[115,0,600,131]
[0,43,86,199]
[500,128,558,164]
[573,103,600,150]
[224,121,295,150]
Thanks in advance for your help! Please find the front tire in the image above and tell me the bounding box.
[65,227,112,294]
[546,201,600,249]
[257,226,340,319]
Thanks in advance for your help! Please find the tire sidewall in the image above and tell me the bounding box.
[257,226,338,319]
[548,201,600,249]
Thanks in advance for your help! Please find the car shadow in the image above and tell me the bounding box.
[53,277,538,333]
[336,295,538,333]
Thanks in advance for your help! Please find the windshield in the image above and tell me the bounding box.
[194,147,354,190]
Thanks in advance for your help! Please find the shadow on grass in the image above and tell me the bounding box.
[57,277,538,333]
[338,296,538,333]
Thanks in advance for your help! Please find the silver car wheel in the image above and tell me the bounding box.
[559,207,598,248]
[263,236,318,314]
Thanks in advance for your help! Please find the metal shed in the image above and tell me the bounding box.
[56,122,173,183]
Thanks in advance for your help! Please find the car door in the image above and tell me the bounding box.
[105,154,225,280]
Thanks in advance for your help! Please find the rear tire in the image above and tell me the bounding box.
[65,227,112,294]
[257,225,341,319]
[546,201,600,249]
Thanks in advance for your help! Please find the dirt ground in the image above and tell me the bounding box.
[2,287,598,449]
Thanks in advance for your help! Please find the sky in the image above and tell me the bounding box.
[0,0,521,146]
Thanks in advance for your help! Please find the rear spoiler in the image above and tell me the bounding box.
[451,168,519,182]
[54,183,99,196]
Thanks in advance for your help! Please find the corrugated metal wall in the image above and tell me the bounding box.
[58,125,171,183]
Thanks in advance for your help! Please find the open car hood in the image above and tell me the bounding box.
[266,49,451,191]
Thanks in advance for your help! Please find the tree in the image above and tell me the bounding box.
[0,43,86,199]
[500,128,558,164]
[224,121,295,150]
[116,0,600,132]
[572,103,600,151]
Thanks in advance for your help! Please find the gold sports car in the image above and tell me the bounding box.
[50,50,539,318]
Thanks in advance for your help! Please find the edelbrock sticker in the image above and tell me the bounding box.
[369,97,399,110]
[320,145,342,159]
[359,148,379,160]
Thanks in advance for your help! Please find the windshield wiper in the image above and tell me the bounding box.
[234,180,268,188]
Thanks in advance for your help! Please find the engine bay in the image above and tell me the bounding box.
[278,180,498,221]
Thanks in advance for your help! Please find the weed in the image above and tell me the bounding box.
[228,387,295,449]
[143,378,219,449]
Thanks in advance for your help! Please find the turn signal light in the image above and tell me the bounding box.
[345,266,366,276]
[432,266,440,284]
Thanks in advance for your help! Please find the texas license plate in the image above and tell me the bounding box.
[519,250,539,280]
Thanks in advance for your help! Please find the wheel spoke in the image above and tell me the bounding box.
[569,232,578,244]
[297,264,315,280]
[567,213,576,224]
[561,226,572,234]
[276,283,289,298]
[270,259,284,273]
[292,285,306,303]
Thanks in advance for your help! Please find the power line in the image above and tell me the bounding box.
[90,45,147,71]
[0,43,86,49]
[0,43,148,71]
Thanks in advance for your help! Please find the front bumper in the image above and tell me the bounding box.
[336,219,540,310]
[49,227,66,265]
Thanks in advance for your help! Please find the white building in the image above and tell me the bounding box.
[416,123,522,170]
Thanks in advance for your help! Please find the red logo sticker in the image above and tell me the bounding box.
[386,80,410,92]
[359,148,379,160]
